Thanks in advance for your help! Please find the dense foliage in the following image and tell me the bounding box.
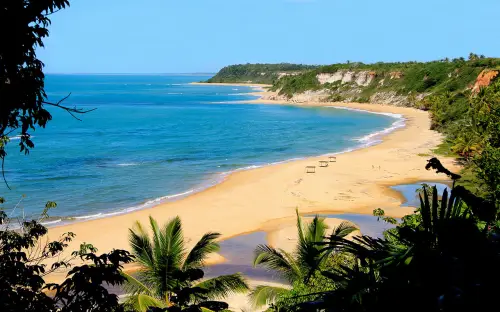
[425,76,500,205]
[266,159,500,312]
[0,200,134,312]
[206,63,317,84]
[122,216,249,312]
[271,57,500,99]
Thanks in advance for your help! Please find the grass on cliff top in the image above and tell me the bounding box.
[271,57,500,98]
[206,63,318,84]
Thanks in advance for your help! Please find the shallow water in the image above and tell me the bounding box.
[204,232,283,282]
[391,182,450,207]
[305,213,394,238]
[1,74,399,223]
[305,181,452,238]
[108,182,453,293]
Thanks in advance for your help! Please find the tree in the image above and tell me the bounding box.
[450,131,483,159]
[469,79,500,205]
[1,0,94,179]
[122,216,249,312]
[0,200,134,312]
[249,210,357,309]
[468,52,479,61]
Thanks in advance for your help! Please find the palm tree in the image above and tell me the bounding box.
[451,131,483,159]
[301,160,500,312]
[249,210,358,308]
[123,216,249,312]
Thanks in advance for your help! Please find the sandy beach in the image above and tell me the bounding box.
[45,83,460,284]
[191,82,272,88]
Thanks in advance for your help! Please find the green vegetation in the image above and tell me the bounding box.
[123,216,249,312]
[250,211,357,309]
[1,2,134,311]
[271,57,500,99]
[206,63,317,84]
[4,2,500,312]
[254,60,500,311]
[264,159,500,312]
[428,78,500,203]
[0,200,134,312]
[268,56,500,204]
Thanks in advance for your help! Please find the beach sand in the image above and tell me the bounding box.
[45,83,459,290]
[191,82,272,88]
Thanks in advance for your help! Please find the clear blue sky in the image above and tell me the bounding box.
[38,0,500,74]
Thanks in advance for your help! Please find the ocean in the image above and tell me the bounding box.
[1,74,403,225]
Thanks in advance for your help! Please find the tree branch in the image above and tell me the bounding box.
[42,93,97,121]
[43,8,64,17]
[2,158,11,190]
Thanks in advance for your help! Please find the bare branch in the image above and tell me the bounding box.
[42,93,97,121]
[2,158,11,190]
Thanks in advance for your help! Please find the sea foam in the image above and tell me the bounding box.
[326,106,406,146]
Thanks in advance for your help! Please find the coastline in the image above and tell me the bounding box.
[191,82,272,88]
[45,82,460,282]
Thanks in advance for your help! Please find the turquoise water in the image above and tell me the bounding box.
[1,74,401,224]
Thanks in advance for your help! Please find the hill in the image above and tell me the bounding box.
[205,63,318,84]
[270,56,500,106]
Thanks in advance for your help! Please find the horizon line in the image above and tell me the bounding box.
[45,72,216,76]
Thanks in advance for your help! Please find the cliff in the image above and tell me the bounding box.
[471,69,499,93]
[269,58,500,107]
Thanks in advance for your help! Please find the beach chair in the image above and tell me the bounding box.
[319,161,329,167]
[329,156,337,162]
[306,166,316,173]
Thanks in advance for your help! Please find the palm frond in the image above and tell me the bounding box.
[129,221,155,269]
[149,216,162,247]
[296,241,322,277]
[122,271,154,296]
[195,273,249,300]
[254,244,301,282]
[431,186,439,234]
[296,208,306,246]
[420,186,431,232]
[305,215,329,243]
[331,221,358,238]
[183,232,221,270]
[439,188,448,220]
[297,214,331,276]
[248,285,290,309]
[125,293,167,312]
[154,216,186,294]
[280,249,303,279]
[163,216,186,266]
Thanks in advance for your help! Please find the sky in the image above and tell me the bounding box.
[38,0,500,74]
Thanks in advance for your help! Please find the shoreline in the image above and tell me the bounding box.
[190,82,272,88]
[45,82,460,282]
[41,84,403,228]
[39,103,404,228]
